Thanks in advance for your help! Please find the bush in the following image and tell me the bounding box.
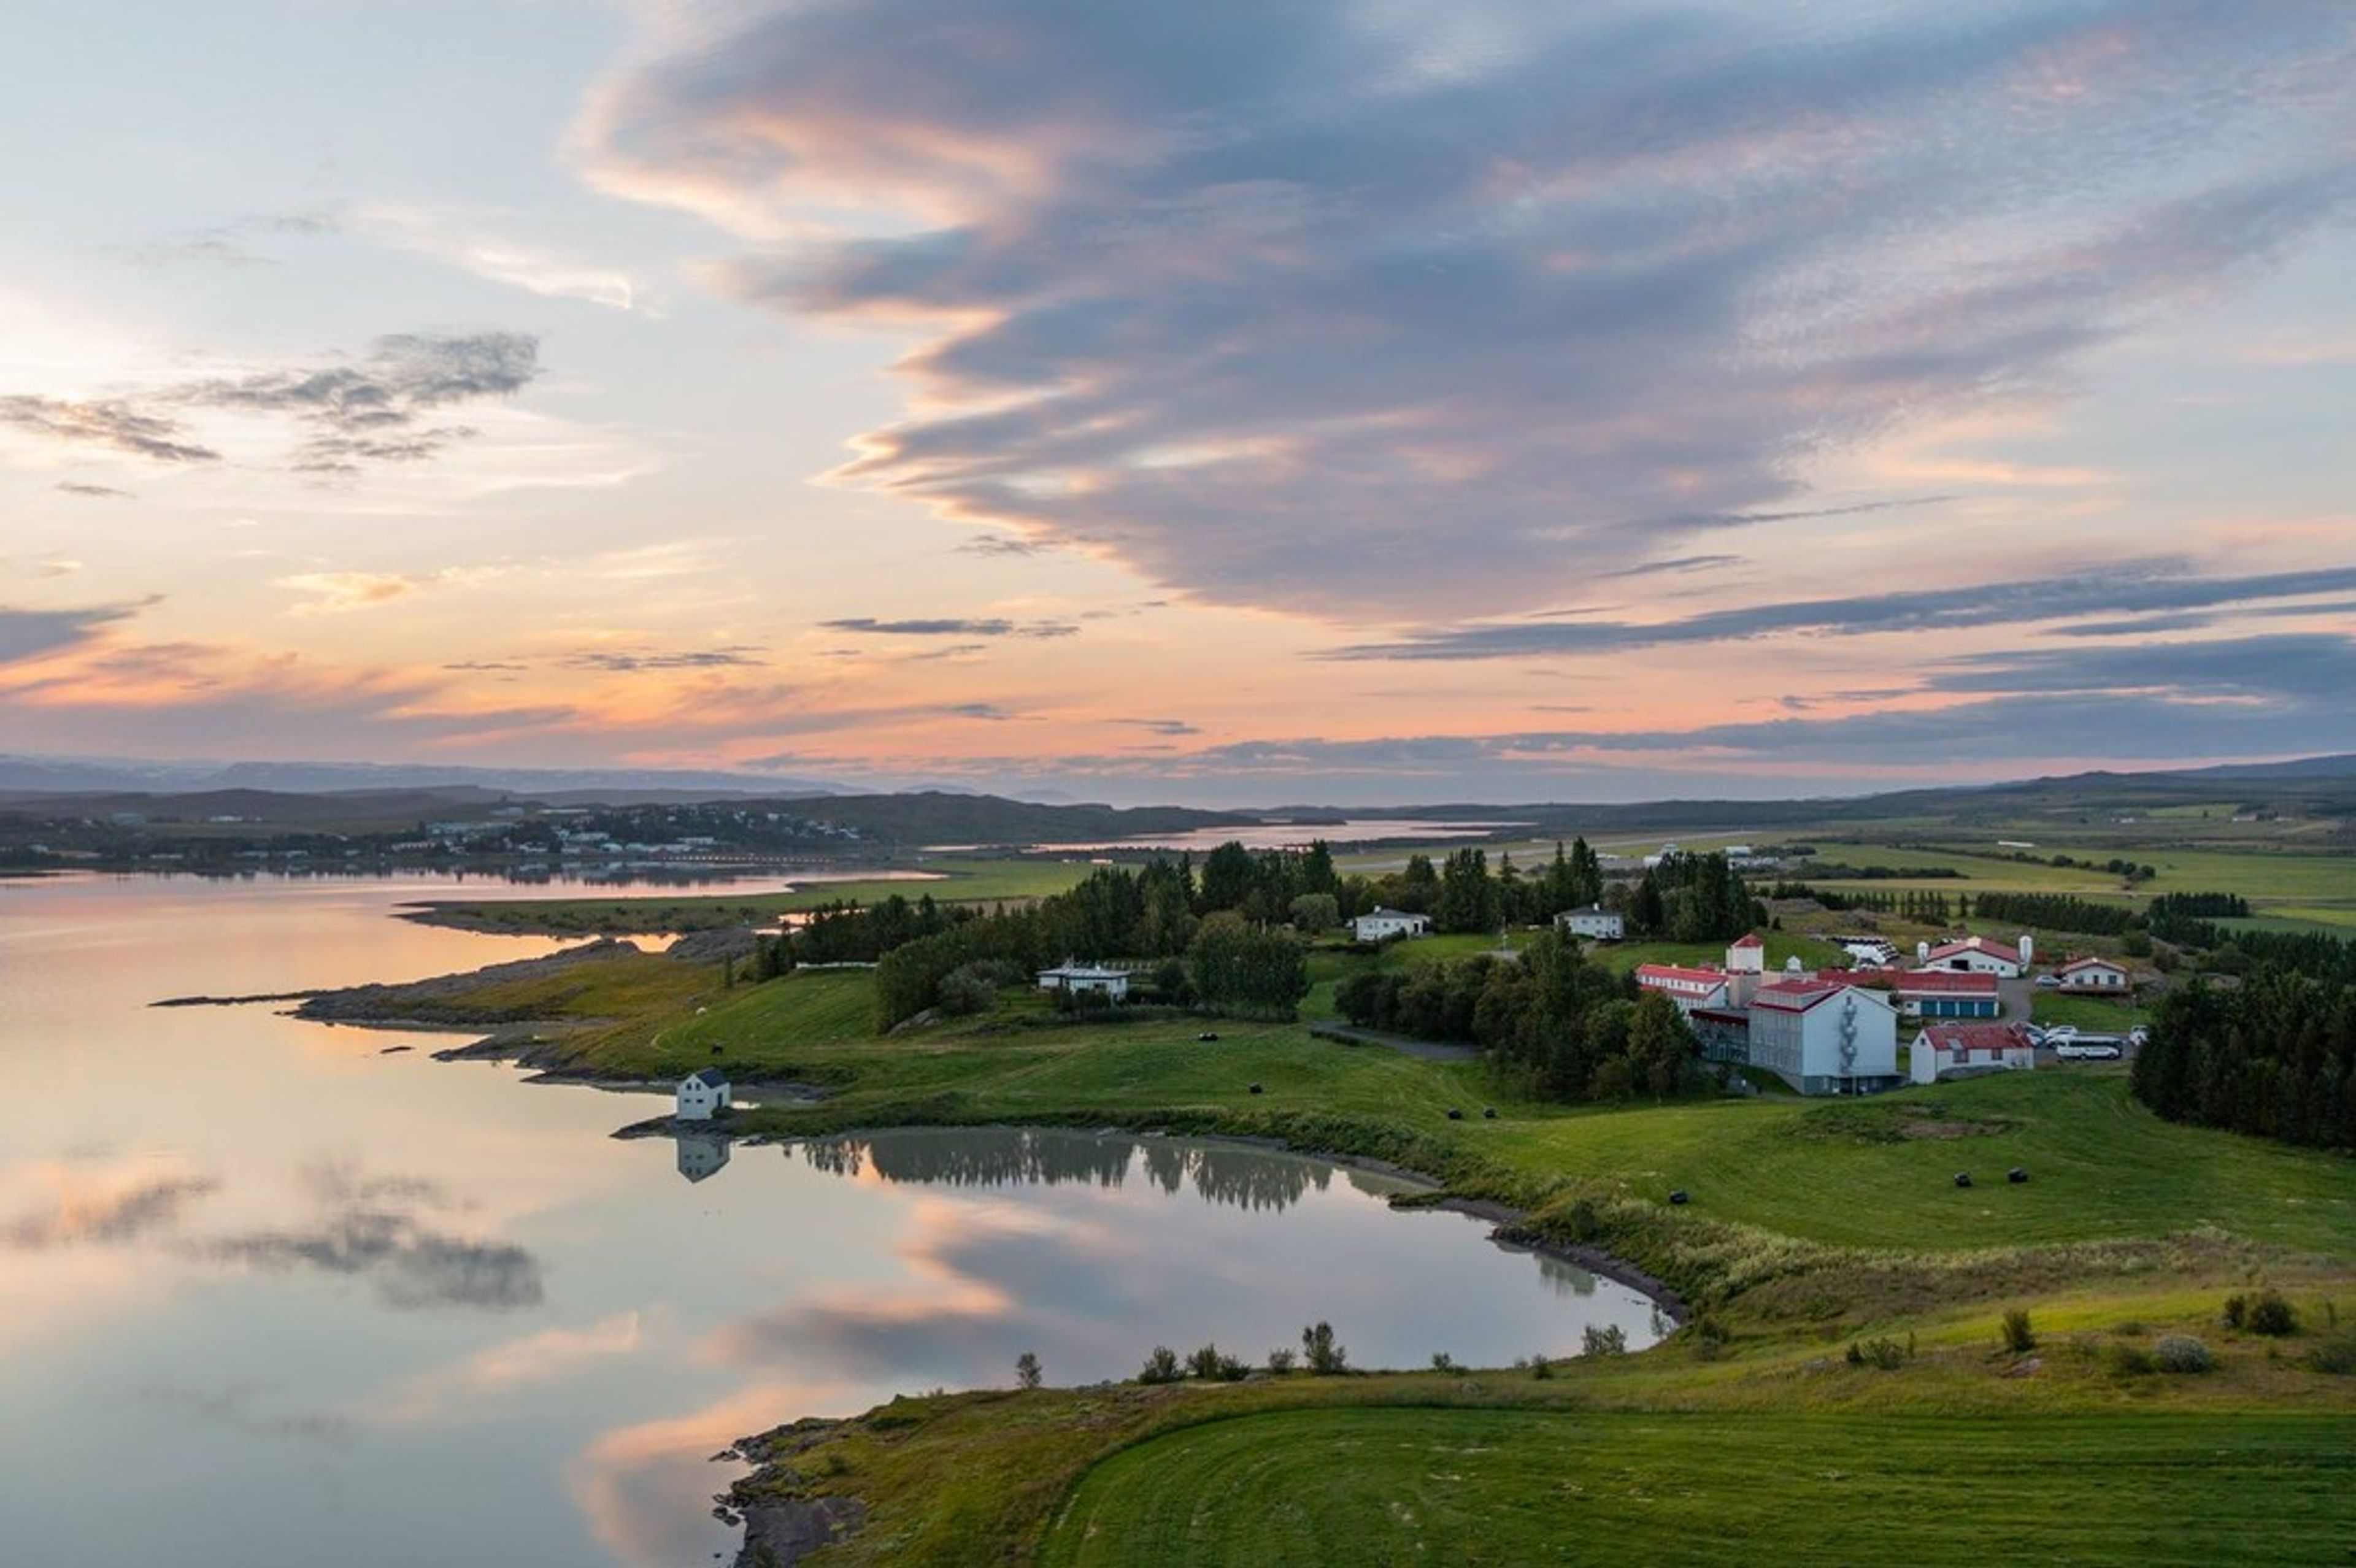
[1846,1337,1907,1370]
[1014,1351,1042,1390]
[2152,1335,2213,1374]
[1430,1351,1460,1374]
[1265,1347,1296,1375]
[1137,1345,1181,1384]
[2107,1342,2157,1377]
[2303,1337,2356,1375]
[2001,1309,2037,1355]
[1582,1323,1628,1358]
[1186,1342,1248,1382]
[2246,1290,2300,1337]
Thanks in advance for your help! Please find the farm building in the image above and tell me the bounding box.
[1036,962,1133,1000]
[1557,905,1625,941]
[1634,962,1732,1013]
[1352,907,1433,942]
[1917,934,2033,978]
[1895,969,2003,1019]
[2055,956,2131,993]
[1746,980,1902,1096]
[1911,1022,2036,1083]
[676,1067,731,1121]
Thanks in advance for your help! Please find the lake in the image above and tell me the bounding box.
[0,873,1661,1567]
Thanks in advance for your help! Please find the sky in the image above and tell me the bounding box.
[2,0,2352,807]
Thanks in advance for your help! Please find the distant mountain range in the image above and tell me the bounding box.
[2,751,2352,836]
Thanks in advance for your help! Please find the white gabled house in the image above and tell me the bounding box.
[1917,934,2033,979]
[1035,961,1132,1000]
[1557,905,1624,942]
[1353,907,1433,942]
[1910,1021,2036,1083]
[2055,956,2131,992]
[676,1066,732,1121]
[1634,963,1732,1013]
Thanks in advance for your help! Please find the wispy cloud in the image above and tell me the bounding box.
[583,0,2356,618]
[1328,561,2356,661]
[822,616,1077,639]
[0,601,148,664]
[0,394,219,463]
[564,647,766,672]
[53,480,133,499]
[354,203,647,312]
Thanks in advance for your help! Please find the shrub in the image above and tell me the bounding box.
[2001,1309,2037,1355]
[1187,1343,1248,1382]
[1014,1351,1042,1390]
[1301,1321,1349,1375]
[2246,1290,2300,1337]
[2304,1337,2356,1376]
[1137,1345,1181,1384]
[2224,1294,2247,1330]
[2151,1335,2213,1374]
[1430,1351,1460,1374]
[1528,1355,1554,1380]
[2107,1342,2157,1377]
[1582,1323,1628,1358]
[1265,1347,1296,1375]
[1846,1337,1906,1370]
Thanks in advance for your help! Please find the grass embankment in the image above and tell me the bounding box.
[382,938,2356,1563]
[400,857,1092,934]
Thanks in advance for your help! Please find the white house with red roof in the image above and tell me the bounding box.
[1911,1021,2036,1084]
[1746,978,1900,1094]
[1895,969,2003,1019]
[1916,934,2033,979]
[2055,955,2131,993]
[1633,962,1731,1013]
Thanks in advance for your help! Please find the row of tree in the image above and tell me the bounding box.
[1334,933,1701,1101]
[2133,970,2356,1151]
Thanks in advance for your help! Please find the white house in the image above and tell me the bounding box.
[1035,962,1132,1000]
[1910,1021,2036,1084]
[1634,963,1731,1014]
[676,1066,732,1121]
[1746,979,1900,1095]
[1353,907,1433,942]
[1557,905,1624,942]
[2055,956,2131,993]
[1917,934,2033,979]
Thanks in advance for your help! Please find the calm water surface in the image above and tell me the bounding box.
[0,874,1659,1568]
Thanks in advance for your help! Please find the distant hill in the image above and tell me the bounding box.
[0,755,848,799]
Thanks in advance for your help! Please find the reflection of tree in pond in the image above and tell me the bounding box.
[795,1131,1333,1212]
[1182,1145,1330,1213]
[1534,1251,1598,1297]
[798,1129,1134,1190]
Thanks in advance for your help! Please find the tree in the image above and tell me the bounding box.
[1435,848,1501,934]
[1189,913,1310,1019]
[1625,990,1693,1099]
[1015,1351,1042,1390]
[1288,892,1340,934]
[1301,1320,1349,1374]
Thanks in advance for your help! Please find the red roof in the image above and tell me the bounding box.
[1730,933,1765,949]
[1635,963,1727,991]
[1897,970,2001,994]
[2058,956,2127,975]
[1920,1022,2031,1055]
[1924,936,2023,966]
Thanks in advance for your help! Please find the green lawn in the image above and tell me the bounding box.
[1041,1409,2356,1568]
[2031,991,2150,1032]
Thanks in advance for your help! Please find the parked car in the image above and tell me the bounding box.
[2034,974,2062,989]
[2043,1024,2079,1042]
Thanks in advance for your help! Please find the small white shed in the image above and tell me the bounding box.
[676,1066,733,1121]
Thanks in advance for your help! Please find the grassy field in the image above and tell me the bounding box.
[401,856,1093,934]
[1041,1408,2356,1568]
